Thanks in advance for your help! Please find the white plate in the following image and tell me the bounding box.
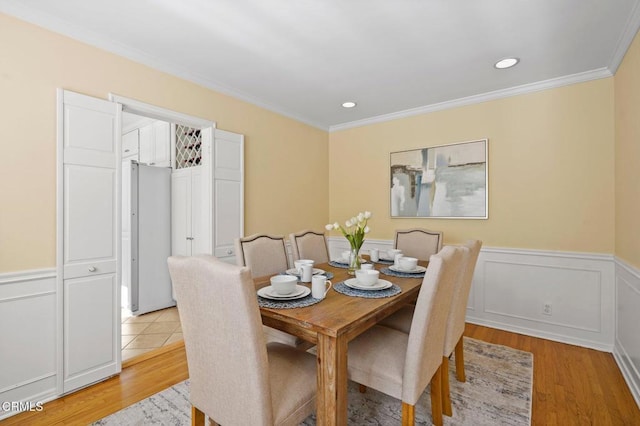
[344,278,393,291]
[257,285,310,300]
[285,268,325,276]
[388,265,427,274]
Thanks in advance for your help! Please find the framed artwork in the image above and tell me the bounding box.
[390,139,488,219]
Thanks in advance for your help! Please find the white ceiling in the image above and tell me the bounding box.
[2,0,640,131]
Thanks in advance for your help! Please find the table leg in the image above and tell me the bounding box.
[316,333,348,426]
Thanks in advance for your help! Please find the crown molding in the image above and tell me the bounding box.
[607,0,640,73]
[329,68,613,132]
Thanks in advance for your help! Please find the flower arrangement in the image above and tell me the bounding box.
[326,211,372,273]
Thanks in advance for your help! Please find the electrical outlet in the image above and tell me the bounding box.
[543,303,553,316]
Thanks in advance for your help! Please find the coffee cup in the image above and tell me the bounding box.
[398,256,418,271]
[270,275,297,295]
[394,253,404,267]
[369,248,379,262]
[341,250,351,263]
[355,269,379,286]
[300,263,313,283]
[312,275,332,299]
[360,263,374,270]
[387,249,402,260]
[295,259,314,276]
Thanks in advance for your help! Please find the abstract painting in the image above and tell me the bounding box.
[390,139,488,219]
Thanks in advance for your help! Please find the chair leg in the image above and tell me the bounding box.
[455,336,466,382]
[441,356,452,416]
[401,402,415,426]
[359,384,367,393]
[430,365,443,426]
[192,406,205,426]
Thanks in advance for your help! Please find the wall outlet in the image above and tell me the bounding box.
[543,302,553,316]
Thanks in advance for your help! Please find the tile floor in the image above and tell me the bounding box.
[121,306,183,362]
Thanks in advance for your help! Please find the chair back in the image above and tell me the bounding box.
[402,245,464,404]
[289,230,330,263]
[235,234,289,278]
[167,255,275,425]
[394,228,443,260]
[443,239,482,356]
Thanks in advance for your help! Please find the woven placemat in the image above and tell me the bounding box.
[328,260,349,269]
[333,281,401,298]
[380,267,425,279]
[257,294,322,309]
[372,258,394,265]
[279,271,334,280]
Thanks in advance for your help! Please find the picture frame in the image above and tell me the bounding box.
[390,139,488,219]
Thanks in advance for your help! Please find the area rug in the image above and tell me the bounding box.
[93,337,532,425]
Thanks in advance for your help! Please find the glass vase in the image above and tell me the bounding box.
[348,246,361,275]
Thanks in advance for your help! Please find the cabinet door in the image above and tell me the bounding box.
[153,121,171,168]
[171,168,192,256]
[58,89,120,393]
[138,124,154,165]
[212,129,244,262]
[122,129,139,160]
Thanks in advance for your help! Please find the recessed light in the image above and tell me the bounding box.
[494,58,519,69]
[342,101,357,108]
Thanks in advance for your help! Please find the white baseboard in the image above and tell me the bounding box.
[613,257,640,408]
[0,268,58,420]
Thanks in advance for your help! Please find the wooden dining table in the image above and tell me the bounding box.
[253,260,426,426]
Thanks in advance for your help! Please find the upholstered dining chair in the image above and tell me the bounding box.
[378,239,483,417]
[346,245,465,426]
[288,229,330,264]
[167,255,317,426]
[235,234,310,349]
[394,228,443,260]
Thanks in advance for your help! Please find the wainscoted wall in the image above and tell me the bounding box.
[328,238,616,351]
[614,258,640,407]
[0,269,58,419]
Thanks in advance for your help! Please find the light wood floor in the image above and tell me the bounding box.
[2,324,639,425]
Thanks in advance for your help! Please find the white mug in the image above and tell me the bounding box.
[295,259,314,276]
[300,263,314,283]
[360,263,374,270]
[394,253,404,267]
[312,275,332,299]
[369,248,379,262]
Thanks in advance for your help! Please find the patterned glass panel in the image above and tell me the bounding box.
[175,125,202,169]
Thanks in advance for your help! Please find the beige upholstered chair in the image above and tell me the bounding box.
[378,239,483,417]
[288,229,330,264]
[394,228,443,260]
[235,234,290,278]
[167,255,317,426]
[347,245,465,426]
[235,234,310,348]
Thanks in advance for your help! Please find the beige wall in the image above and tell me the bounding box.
[615,30,640,269]
[329,79,616,253]
[0,14,329,272]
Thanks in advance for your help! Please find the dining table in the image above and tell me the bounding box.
[253,258,427,426]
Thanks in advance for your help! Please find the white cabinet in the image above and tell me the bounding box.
[171,166,209,256]
[139,121,170,167]
[122,129,138,160]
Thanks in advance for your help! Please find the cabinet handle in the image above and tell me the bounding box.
[88,266,97,272]
[186,237,194,240]
[226,249,233,255]
[124,149,130,153]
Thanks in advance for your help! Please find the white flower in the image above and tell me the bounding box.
[364,226,370,233]
[364,211,372,219]
[333,222,339,229]
[357,212,364,222]
[345,219,353,227]
[325,223,333,231]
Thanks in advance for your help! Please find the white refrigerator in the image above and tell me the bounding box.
[122,161,174,315]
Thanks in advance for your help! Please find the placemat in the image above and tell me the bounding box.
[380,267,425,279]
[333,281,402,298]
[372,258,394,265]
[257,294,322,309]
[329,260,349,269]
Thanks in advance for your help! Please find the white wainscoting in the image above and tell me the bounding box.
[327,238,616,351]
[613,258,640,407]
[0,268,58,420]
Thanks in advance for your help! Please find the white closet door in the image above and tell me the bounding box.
[171,168,192,257]
[58,90,121,393]
[212,129,244,262]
